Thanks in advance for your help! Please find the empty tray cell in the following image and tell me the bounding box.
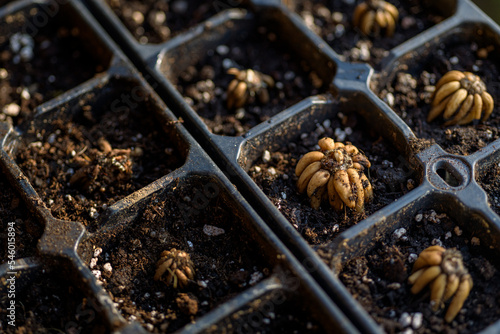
[81,175,277,333]
[0,264,108,333]
[331,198,500,333]
[206,287,327,333]
[292,0,455,68]
[0,0,113,126]
[243,98,416,246]
[0,173,43,261]
[11,77,188,231]
[375,23,500,156]
[163,10,333,136]
[103,0,241,44]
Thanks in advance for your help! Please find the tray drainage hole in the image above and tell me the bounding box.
[436,167,460,187]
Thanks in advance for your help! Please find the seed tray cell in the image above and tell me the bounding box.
[0,0,112,126]
[162,12,328,136]
[242,96,415,245]
[79,173,351,333]
[103,0,243,45]
[328,195,500,333]
[288,0,456,68]
[9,74,188,232]
[0,1,353,333]
[373,22,500,156]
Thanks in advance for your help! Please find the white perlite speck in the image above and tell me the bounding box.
[412,312,423,329]
[399,312,411,327]
[103,263,113,274]
[203,224,225,236]
[89,258,98,269]
[408,253,418,263]
[3,103,20,117]
[262,150,271,163]
[249,271,264,285]
[93,247,103,258]
[92,270,101,279]
[392,228,406,240]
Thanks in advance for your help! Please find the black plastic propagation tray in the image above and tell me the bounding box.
[2,0,500,333]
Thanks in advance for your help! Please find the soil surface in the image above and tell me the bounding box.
[0,17,106,126]
[249,109,415,245]
[375,29,500,156]
[0,269,107,333]
[104,0,241,44]
[14,92,184,232]
[0,174,42,261]
[175,25,326,136]
[338,210,500,333]
[208,289,324,333]
[83,177,273,333]
[477,162,500,216]
[294,0,447,69]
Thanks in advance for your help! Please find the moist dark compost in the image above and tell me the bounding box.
[104,0,240,44]
[294,0,447,69]
[174,25,326,136]
[249,109,415,246]
[14,85,185,231]
[0,15,107,126]
[208,289,324,333]
[477,162,500,216]
[0,174,42,260]
[375,30,500,156]
[0,269,108,333]
[83,177,272,333]
[338,210,500,333]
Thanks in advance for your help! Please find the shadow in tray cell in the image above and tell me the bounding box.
[0,1,112,126]
[0,173,43,261]
[0,267,108,333]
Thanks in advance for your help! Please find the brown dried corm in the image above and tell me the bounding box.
[352,0,399,37]
[154,248,195,288]
[295,137,373,211]
[428,70,494,126]
[408,245,473,322]
[226,68,274,109]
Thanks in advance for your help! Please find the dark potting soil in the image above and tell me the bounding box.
[375,30,500,156]
[84,177,272,333]
[104,0,240,44]
[175,25,326,136]
[338,210,500,333]
[249,109,415,245]
[294,0,447,69]
[0,174,43,261]
[208,289,324,333]
[14,92,184,232]
[477,162,500,216]
[0,270,108,333]
[0,17,106,126]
